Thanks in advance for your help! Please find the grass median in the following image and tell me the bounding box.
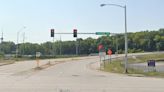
[102,53,164,78]
[0,59,15,66]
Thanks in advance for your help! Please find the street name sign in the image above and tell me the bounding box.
[96,32,110,36]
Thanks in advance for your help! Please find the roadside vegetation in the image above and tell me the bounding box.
[0,29,164,56]
[0,53,81,66]
[128,53,164,63]
[103,53,164,77]
[0,54,14,65]
[0,29,164,65]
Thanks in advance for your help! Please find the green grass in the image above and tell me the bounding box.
[0,54,82,66]
[13,55,83,61]
[137,53,164,62]
[103,60,124,73]
[103,53,164,77]
[127,53,164,63]
[129,68,164,77]
[0,59,15,65]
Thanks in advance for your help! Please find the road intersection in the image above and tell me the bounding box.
[0,55,164,92]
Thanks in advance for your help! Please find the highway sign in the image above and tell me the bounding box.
[147,60,156,67]
[96,32,110,36]
[36,52,41,58]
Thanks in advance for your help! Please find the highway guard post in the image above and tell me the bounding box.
[36,52,41,68]
[107,49,112,63]
[98,44,106,68]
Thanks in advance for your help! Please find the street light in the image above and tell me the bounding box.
[111,34,119,55]
[16,26,26,58]
[100,3,128,73]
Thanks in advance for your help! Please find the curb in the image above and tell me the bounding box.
[0,62,15,66]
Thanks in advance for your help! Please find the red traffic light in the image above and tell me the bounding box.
[50,29,54,37]
[73,29,77,37]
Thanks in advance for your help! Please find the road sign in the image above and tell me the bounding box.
[98,44,106,52]
[36,52,41,58]
[108,49,112,55]
[96,32,110,36]
[147,60,156,67]
[36,52,41,68]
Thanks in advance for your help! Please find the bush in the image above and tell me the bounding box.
[128,49,144,53]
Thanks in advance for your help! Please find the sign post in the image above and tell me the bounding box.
[107,49,112,63]
[36,52,41,68]
[98,44,106,68]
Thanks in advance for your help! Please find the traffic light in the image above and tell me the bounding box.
[50,29,54,37]
[73,29,77,37]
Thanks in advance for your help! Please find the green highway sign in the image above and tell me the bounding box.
[95,32,110,36]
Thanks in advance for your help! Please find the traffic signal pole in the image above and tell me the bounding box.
[50,29,55,57]
[73,29,78,55]
[54,32,116,35]
[76,37,78,55]
[50,31,117,56]
[54,32,95,35]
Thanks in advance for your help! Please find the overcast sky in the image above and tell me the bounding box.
[0,0,164,43]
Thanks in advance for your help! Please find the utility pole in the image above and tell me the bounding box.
[50,29,55,56]
[16,26,26,58]
[100,4,128,73]
[0,31,3,53]
[1,31,3,43]
[116,35,118,54]
[76,37,78,55]
[124,5,128,73]
[22,32,25,56]
[52,35,54,56]
[60,35,62,55]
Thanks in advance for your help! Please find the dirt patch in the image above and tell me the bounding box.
[0,62,15,66]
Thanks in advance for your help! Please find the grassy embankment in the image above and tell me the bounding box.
[103,53,164,77]
[0,54,83,65]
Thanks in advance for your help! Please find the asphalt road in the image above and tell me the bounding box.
[0,55,164,92]
[128,62,164,72]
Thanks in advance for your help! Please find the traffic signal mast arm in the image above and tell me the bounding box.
[54,32,95,34]
[54,32,117,35]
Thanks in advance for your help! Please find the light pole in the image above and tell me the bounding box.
[76,37,78,55]
[111,34,119,55]
[22,32,27,56]
[60,35,62,55]
[16,26,26,59]
[100,3,128,73]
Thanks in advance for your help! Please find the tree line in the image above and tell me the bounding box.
[0,29,164,56]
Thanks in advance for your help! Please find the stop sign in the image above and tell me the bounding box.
[108,49,112,55]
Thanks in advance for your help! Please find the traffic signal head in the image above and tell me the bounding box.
[73,29,77,37]
[50,29,54,37]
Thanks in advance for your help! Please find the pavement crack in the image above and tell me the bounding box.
[72,74,80,77]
